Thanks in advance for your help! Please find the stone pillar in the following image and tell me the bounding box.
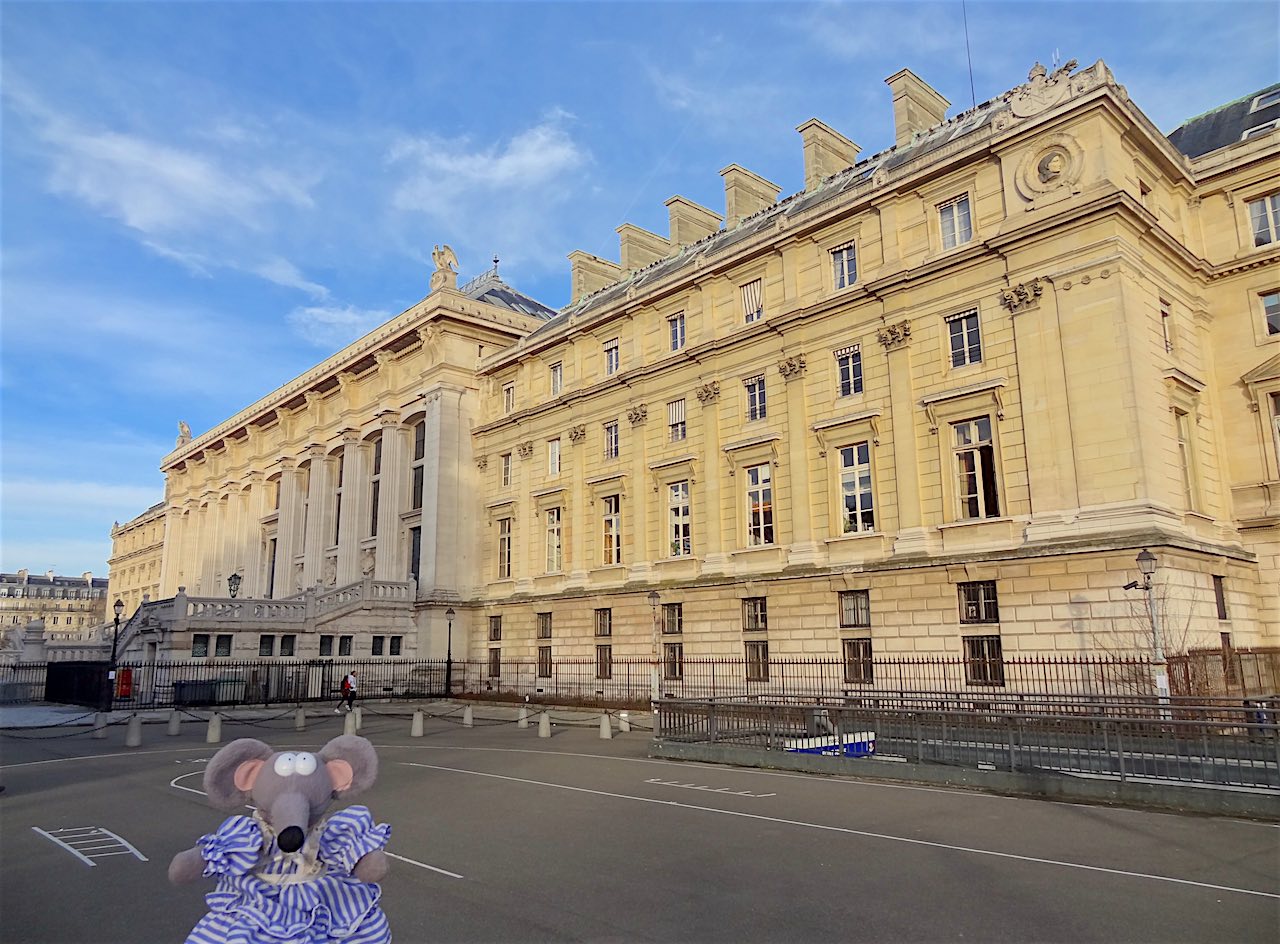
[242,474,269,597]
[698,382,729,574]
[375,413,408,581]
[781,355,820,565]
[337,430,364,586]
[567,424,589,588]
[626,402,653,583]
[273,460,301,597]
[301,445,330,587]
[515,438,536,594]
[881,321,929,556]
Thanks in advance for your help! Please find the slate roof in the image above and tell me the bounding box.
[462,270,557,320]
[1167,84,1280,159]
[0,573,109,588]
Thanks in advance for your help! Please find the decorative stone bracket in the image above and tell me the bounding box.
[516,441,534,459]
[811,411,882,457]
[627,404,648,426]
[777,354,807,381]
[475,455,488,470]
[696,381,721,404]
[567,424,587,443]
[999,279,1044,312]
[877,321,911,349]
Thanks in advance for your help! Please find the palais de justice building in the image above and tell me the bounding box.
[110,60,1280,677]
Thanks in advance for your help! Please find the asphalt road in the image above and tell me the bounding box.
[1,705,1276,943]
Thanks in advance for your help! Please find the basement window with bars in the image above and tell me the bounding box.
[339,635,353,657]
[537,646,552,678]
[963,635,1005,687]
[842,638,873,684]
[594,608,613,637]
[745,641,770,681]
[742,597,768,632]
[488,647,501,678]
[215,634,233,658]
[959,580,999,624]
[489,616,503,641]
[390,636,402,656]
[662,602,683,634]
[537,612,553,639]
[259,635,275,657]
[372,636,385,656]
[664,642,684,680]
[320,635,334,657]
[596,644,612,680]
[839,590,871,628]
[280,635,296,657]
[193,634,210,659]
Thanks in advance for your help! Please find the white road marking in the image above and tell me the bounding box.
[404,762,1279,901]
[33,826,149,866]
[644,777,775,797]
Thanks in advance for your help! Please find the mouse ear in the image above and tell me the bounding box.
[318,735,378,797]
[204,739,274,809]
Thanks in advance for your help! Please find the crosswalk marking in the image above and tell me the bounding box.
[644,777,775,797]
[33,826,149,866]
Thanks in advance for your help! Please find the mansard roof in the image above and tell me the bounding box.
[1167,83,1280,159]
[462,269,557,320]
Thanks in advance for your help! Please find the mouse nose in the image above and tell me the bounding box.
[277,826,305,853]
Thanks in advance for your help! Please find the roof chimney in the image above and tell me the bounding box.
[719,165,782,229]
[568,250,623,304]
[885,68,950,148]
[665,196,721,247]
[616,223,672,274]
[796,119,862,191]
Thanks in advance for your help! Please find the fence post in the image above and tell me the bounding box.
[1115,722,1126,782]
[1006,717,1017,772]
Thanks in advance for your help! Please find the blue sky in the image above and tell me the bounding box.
[2,0,1277,577]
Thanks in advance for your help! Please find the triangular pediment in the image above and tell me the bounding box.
[1242,352,1280,386]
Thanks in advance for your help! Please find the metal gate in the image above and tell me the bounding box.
[45,661,111,709]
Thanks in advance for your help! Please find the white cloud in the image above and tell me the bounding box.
[252,258,330,300]
[2,480,162,515]
[286,304,392,349]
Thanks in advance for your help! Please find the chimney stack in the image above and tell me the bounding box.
[720,165,781,229]
[796,119,862,191]
[885,68,949,148]
[568,250,623,304]
[665,196,721,247]
[616,224,672,274]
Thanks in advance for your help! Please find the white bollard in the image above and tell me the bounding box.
[462,705,474,728]
[344,710,358,736]
[353,706,363,731]
[167,710,182,737]
[618,712,631,734]
[295,708,307,732]
[517,706,529,728]
[206,713,222,744]
[411,709,424,737]
[538,710,551,738]
[125,714,143,748]
[599,714,612,739]
[92,712,109,739]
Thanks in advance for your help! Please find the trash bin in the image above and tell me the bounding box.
[173,680,217,706]
[215,678,247,705]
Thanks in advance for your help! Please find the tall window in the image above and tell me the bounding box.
[1262,290,1280,336]
[669,312,686,351]
[1271,394,1280,470]
[595,644,612,680]
[331,454,344,546]
[745,641,769,681]
[664,643,684,680]
[831,244,857,289]
[839,590,871,628]
[548,438,561,476]
[411,420,426,510]
[741,279,763,322]
[1160,298,1174,353]
[662,602,683,634]
[280,635,296,657]
[193,634,210,658]
[409,526,422,586]
[842,638,873,684]
[603,338,620,375]
[1213,575,1228,620]
[501,453,512,488]
[959,581,999,624]
[496,518,512,579]
[603,421,619,459]
[537,612,553,638]
[667,399,686,442]
[835,345,863,397]
[953,417,1000,519]
[602,495,622,565]
[502,383,515,414]
[488,616,503,641]
[549,362,563,396]
[368,438,382,538]
[744,375,767,421]
[594,608,612,637]
[742,597,768,632]
[537,645,552,679]
[964,635,1005,686]
[939,195,972,249]
[1175,409,1197,509]
[840,442,875,533]
[488,647,502,678]
[338,635,353,656]
[1248,193,1280,247]
[744,464,774,546]
[320,635,334,657]
[545,507,563,572]
[668,480,691,557]
[215,634,233,658]
[947,310,982,367]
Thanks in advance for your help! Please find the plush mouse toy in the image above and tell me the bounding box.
[170,734,392,944]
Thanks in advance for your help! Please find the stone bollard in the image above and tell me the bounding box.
[411,709,424,738]
[125,714,143,748]
[206,713,222,745]
[295,708,307,732]
[618,712,631,734]
[353,706,363,731]
[599,714,612,740]
[344,710,358,736]
[517,706,529,728]
[538,710,551,738]
[92,712,108,739]
[167,710,182,737]
[462,705,474,728]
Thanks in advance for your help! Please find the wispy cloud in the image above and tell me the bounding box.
[3,480,162,514]
[286,304,392,349]
[253,258,330,300]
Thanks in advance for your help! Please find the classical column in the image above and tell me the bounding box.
[880,320,930,556]
[336,430,364,585]
[626,401,653,582]
[272,460,300,597]
[301,445,330,587]
[697,380,729,575]
[515,437,536,594]
[780,354,821,565]
[567,422,589,588]
[374,412,407,581]
[242,474,269,597]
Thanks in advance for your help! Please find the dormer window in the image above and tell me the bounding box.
[1243,121,1278,141]
[1250,89,1280,112]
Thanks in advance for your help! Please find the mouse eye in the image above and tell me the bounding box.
[293,753,317,776]
[273,753,298,776]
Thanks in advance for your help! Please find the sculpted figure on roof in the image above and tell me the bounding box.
[430,244,459,291]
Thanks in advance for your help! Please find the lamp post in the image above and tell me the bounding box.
[445,607,455,697]
[227,573,242,599]
[107,598,124,710]
[646,590,661,709]
[1134,549,1170,705]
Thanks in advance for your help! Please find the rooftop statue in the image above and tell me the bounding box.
[430,244,459,291]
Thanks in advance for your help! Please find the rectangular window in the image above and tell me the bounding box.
[744,375,767,421]
[537,646,553,678]
[842,638,874,684]
[839,442,875,533]
[488,647,501,678]
[369,438,382,538]
[947,310,982,367]
[501,453,512,488]
[662,602,683,634]
[497,517,512,579]
[953,416,1000,519]
[215,634,232,658]
[744,464,774,546]
[668,480,691,557]
[1175,409,1196,509]
[603,338,620,375]
[1254,90,1280,111]
[411,421,426,510]
[664,642,684,680]
[742,597,768,632]
[338,635,353,656]
[839,590,871,628]
[959,581,999,624]
[596,644,613,679]
[320,635,334,657]
[549,362,563,396]
[332,454,344,546]
[669,312,686,351]
[259,634,275,657]
[834,345,863,397]
[741,279,763,322]
[831,244,857,289]
[1213,575,1228,620]
[409,526,422,586]
[939,195,973,250]
[372,636,385,656]
[548,438,561,475]
[1160,298,1174,353]
[1272,394,1280,470]
[280,634,296,657]
[192,634,210,659]
[594,608,612,637]
[1248,193,1280,247]
[602,495,622,565]
[964,635,1005,686]
[536,612,553,639]
[745,641,770,681]
[390,636,402,656]
[603,420,620,459]
[488,616,503,641]
[667,399,687,442]
[1262,291,1280,336]
[503,382,516,413]
[545,507,563,572]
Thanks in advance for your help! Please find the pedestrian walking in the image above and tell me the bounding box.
[334,670,358,712]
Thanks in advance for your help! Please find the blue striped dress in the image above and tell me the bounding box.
[185,807,392,944]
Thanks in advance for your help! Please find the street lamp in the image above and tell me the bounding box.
[227,573,242,599]
[646,590,661,709]
[107,598,124,710]
[1128,549,1169,704]
[445,607,455,698]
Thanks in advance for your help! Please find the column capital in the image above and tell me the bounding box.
[877,320,911,349]
[376,409,402,430]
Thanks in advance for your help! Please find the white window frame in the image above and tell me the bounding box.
[952,416,1000,520]
[667,399,687,442]
[831,244,857,290]
[1271,393,1280,474]
[744,374,767,422]
[1263,290,1280,337]
[549,362,563,396]
[502,382,516,414]
[603,420,619,459]
[839,441,875,534]
[834,345,863,397]
[1174,408,1198,511]
[548,438,561,476]
[744,463,774,546]
[947,310,982,367]
[939,194,973,250]
[496,517,512,579]
[1249,89,1280,112]
[1243,121,1279,141]
[601,495,622,566]
[668,480,691,557]
[501,453,512,489]
[669,312,686,351]
[1248,193,1280,248]
[545,507,563,573]
[741,279,763,323]
[603,338,620,375]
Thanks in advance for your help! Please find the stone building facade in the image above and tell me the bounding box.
[119,62,1279,678]
[107,501,166,616]
[0,570,109,643]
